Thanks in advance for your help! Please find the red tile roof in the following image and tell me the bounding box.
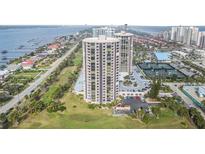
[22,60,34,65]
[48,43,61,50]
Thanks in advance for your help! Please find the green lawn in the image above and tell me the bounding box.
[73,49,82,66]
[14,71,41,78]
[40,66,76,104]
[17,92,195,129]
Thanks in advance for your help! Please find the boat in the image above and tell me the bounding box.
[17,45,25,49]
[1,50,8,54]
[1,57,8,60]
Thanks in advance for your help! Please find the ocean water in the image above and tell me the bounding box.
[0,25,89,66]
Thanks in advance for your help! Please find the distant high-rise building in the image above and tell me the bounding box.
[92,27,115,37]
[170,26,199,46]
[176,26,182,42]
[83,36,120,103]
[171,27,177,41]
[183,27,188,44]
[186,27,193,46]
[163,31,170,41]
[115,31,133,74]
[197,32,202,46]
[124,24,128,31]
[197,32,205,49]
[191,27,199,45]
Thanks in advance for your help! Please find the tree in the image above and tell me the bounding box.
[189,108,205,129]
[148,79,161,99]
[142,113,151,124]
[47,101,66,113]
[7,109,20,125]
[136,108,145,120]
[151,106,161,118]
[177,106,189,117]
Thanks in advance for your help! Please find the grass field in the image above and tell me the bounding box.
[14,70,41,78]
[17,92,195,129]
[73,49,82,66]
[16,49,195,129]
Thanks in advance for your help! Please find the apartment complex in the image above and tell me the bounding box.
[197,32,205,49]
[170,26,199,46]
[92,27,115,37]
[115,31,133,74]
[167,26,205,49]
[83,36,120,103]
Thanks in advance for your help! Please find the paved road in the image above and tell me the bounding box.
[164,82,205,119]
[0,42,79,114]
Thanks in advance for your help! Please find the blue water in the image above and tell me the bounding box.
[0,25,89,66]
[155,51,171,61]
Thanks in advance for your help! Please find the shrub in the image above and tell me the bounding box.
[47,101,66,113]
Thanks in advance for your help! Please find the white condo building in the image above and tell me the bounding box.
[191,27,199,44]
[197,32,205,49]
[114,31,133,75]
[171,27,177,41]
[171,26,199,46]
[92,27,115,37]
[83,36,120,104]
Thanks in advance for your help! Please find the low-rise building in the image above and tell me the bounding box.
[48,43,61,50]
[6,64,21,72]
[179,68,196,77]
[197,86,205,98]
[21,60,34,70]
[37,52,49,58]
[172,50,188,58]
[112,97,149,116]
[47,43,61,54]
[0,70,9,82]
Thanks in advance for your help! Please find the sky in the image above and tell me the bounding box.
[0,0,205,26]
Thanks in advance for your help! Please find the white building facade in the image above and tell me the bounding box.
[83,36,120,104]
[171,26,199,46]
[92,27,115,37]
[197,32,205,49]
[115,31,133,75]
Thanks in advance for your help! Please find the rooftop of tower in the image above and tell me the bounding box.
[114,31,134,37]
[83,35,120,43]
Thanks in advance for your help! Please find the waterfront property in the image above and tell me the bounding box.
[0,26,88,67]
[6,64,22,72]
[21,60,34,70]
[0,70,9,82]
[154,51,171,63]
[138,63,187,79]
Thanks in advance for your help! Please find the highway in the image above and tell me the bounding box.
[0,42,79,114]
[164,82,205,119]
